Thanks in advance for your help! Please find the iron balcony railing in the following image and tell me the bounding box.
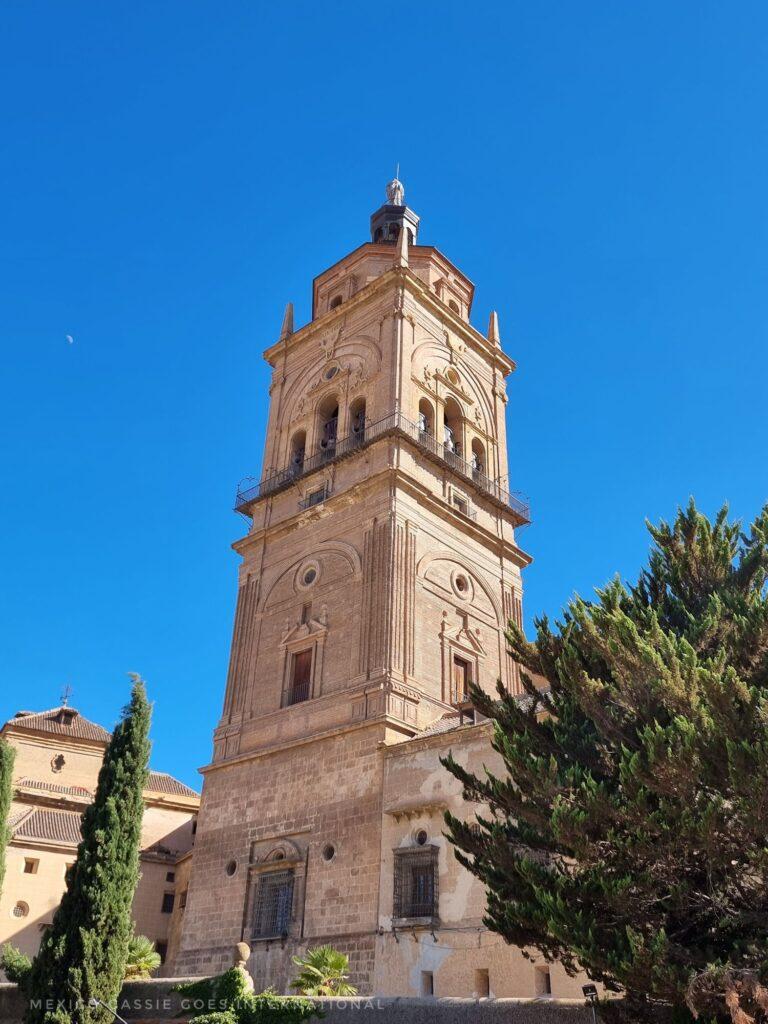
[235,411,530,525]
[286,679,311,706]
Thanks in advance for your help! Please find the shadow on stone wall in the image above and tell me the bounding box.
[1,980,603,1024]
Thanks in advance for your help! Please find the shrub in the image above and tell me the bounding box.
[291,947,357,997]
[0,943,32,985]
[124,935,162,980]
[174,968,321,1024]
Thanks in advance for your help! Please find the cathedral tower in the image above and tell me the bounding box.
[176,180,531,991]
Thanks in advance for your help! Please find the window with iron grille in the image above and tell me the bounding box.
[251,870,295,939]
[393,846,439,919]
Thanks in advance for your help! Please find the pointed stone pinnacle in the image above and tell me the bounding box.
[280,302,294,339]
[395,226,409,269]
[487,310,500,345]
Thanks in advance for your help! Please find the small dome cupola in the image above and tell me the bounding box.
[370,176,420,245]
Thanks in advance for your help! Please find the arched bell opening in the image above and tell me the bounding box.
[317,394,339,459]
[471,438,486,481]
[289,430,306,477]
[418,397,435,436]
[443,396,464,462]
[349,396,367,446]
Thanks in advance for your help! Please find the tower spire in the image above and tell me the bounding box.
[279,302,294,340]
[487,310,501,346]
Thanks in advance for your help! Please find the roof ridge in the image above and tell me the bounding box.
[4,706,111,743]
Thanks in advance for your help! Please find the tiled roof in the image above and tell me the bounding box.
[416,685,553,740]
[6,707,111,743]
[418,711,468,738]
[17,778,92,797]
[146,771,199,799]
[8,810,28,830]
[12,808,83,846]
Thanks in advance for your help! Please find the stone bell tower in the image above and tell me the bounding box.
[175,179,531,991]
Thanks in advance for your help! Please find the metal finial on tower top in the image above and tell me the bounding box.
[60,683,72,707]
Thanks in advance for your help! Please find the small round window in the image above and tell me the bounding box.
[415,829,428,847]
[13,902,29,919]
[298,561,320,591]
[226,860,237,877]
[446,367,460,386]
[450,569,474,601]
[322,844,336,863]
[324,364,340,381]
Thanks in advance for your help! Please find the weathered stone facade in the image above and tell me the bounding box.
[175,182,586,998]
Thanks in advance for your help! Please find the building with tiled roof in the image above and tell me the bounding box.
[9,706,112,743]
[0,704,200,978]
[146,771,199,799]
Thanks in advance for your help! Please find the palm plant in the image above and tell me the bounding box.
[290,946,357,997]
[124,934,162,979]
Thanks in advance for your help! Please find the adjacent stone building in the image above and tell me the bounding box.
[172,180,588,999]
[0,704,199,972]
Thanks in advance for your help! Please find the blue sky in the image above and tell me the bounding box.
[1,2,767,788]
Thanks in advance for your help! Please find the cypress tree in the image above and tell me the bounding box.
[443,501,768,1023]
[25,677,151,1024]
[0,737,16,898]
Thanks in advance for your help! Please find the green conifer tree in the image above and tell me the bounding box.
[24,677,151,1024]
[443,501,768,1023]
[0,738,16,898]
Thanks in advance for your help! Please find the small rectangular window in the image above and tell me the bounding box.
[166,871,175,883]
[252,870,295,939]
[161,892,175,914]
[421,971,434,996]
[393,846,439,919]
[452,494,468,515]
[180,889,188,909]
[534,965,552,996]
[475,968,490,998]
[23,858,39,874]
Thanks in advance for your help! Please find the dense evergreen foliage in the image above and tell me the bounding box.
[1,943,32,985]
[24,677,151,1024]
[0,738,15,898]
[444,501,768,1023]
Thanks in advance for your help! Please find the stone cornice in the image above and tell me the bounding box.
[262,265,515,377]
[233,456,532,569]
[200,715,413,776]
